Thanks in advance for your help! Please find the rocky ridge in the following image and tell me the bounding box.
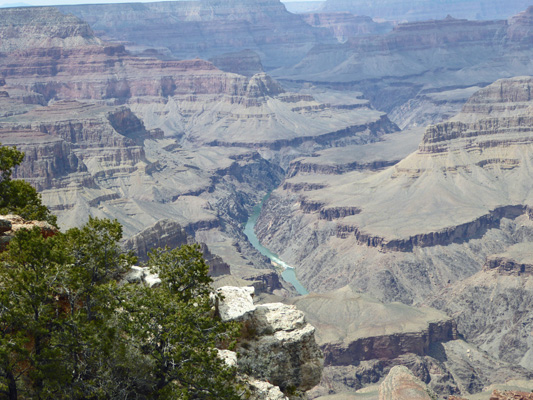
[295,285,532,399]
[0,7,101,52]
[430,242,533,371]
[378,366,436,400]
[287,286,457,367]
[36,2,533,132]
[321,0,533,23]
[300,13,392,42]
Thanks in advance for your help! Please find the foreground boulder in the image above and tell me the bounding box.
[216,286,323,398]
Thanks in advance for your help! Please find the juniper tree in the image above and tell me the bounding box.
[0,144,56,225]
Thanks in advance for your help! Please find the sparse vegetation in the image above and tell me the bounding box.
[0,147,241,399]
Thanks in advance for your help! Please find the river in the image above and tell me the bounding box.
[243,195,309,295]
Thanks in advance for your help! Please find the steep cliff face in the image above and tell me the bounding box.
[288,286,457,367]
[209,49,265,76]
[0,7,101,52]
[291,285,532,399]
[300,13,392,42]
[0,6,396,291]
[0,6,397,162]
[507,6,533,44]
[1,101,149,193]
[279,15,510,83]
[121,219,232,277]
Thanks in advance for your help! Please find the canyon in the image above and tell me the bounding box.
[3,1,533,398]
[0,6,397,298]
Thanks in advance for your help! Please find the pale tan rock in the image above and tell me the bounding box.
[217,349,237,368]
[216,286,256,322]
[378,366,435,400]
[0,215,58,248]
[247,379,289,400]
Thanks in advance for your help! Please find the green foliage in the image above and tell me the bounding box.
[0,145,24,184]
[148,245,213,302]
[0,227,68,399]
[117,245,242,399]
[0,219,241,399]
[0,143,56,225]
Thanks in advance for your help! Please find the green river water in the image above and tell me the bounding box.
[243,195,308,296]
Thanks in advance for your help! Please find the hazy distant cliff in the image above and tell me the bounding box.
[321,0,533,21]
[59,0,332,69]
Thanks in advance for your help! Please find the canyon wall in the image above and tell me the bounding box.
[256,77,533,303]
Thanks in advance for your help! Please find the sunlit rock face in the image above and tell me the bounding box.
[216,286,323,398]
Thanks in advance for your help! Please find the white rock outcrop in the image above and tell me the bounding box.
[122,266,161,287]
[216,286,256,321]
[247,379,289,400]
[216,286,323,399]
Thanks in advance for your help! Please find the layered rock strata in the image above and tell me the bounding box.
[0,7,101,52]
[0,7,397,293]
[321,0,533,21]
[288,286,457,367]
[275,8,533,128]
[59,0,332,69]
[294,285,531,398]
[300,13,392,42]
[256,77,533,303]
